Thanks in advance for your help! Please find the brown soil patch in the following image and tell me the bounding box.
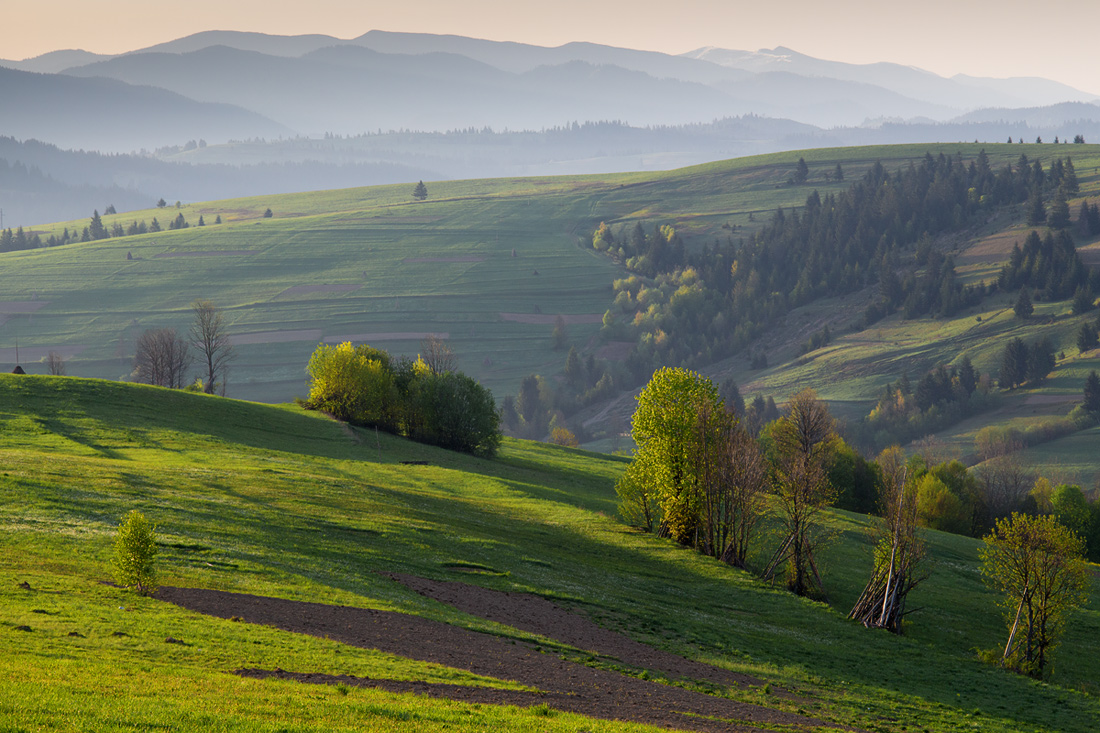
[403,256,486,263]
[324,332,448,343]
[391,574,761,690]
[0,301,49,314]
[278,284,360,297]
[501,313,604,325]
[157,585,843,733]
[153,250,257,258]
[229,330,323,346]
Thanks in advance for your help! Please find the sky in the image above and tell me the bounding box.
[6,0,1100,93]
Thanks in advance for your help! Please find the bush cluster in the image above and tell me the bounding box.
[305,342,501,457]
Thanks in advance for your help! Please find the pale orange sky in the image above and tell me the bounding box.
[6,0,1100,93]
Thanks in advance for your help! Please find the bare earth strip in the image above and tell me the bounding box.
[0,301,49,314]
[324,332,448,343]
[153,250,258,258]
[278,284,361,297]
[157,585,846,733]
[229,330,323,346]
[500,313,604,325]
[402,256,486,263]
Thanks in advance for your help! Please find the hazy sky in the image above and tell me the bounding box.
[7,0,1100,93]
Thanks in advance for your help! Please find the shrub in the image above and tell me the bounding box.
[306,342,398,430]
[113,510,158,595]
[405,372,501,457]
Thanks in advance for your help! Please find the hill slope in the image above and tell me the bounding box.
[1,376,1098,731]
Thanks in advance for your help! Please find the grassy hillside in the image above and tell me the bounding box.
[13,143,1100,481]
[1,376,1098,731]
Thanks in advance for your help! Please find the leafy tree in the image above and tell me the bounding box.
[849,446,927,633]
[628,367,723,543]
[762,389,837,598]
[113,510,158,595]
[191,300,234,395]
[1051,485,1092,542]
[980,513,1090,678]
[1014,289,1034,319]
[306,342,399,429]
[551,315,568,350]
[405,371,501,456]
[1076,323,1098,353]
[1084,370,1100,413]
[413,180,428,201]
[550,426,579,447]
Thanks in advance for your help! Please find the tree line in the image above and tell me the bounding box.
[617,366,1091,678]
[592,151,1062,386]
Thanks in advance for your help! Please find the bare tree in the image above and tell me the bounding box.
[133,328,191,388]
[849,446,927,633]
[190,300,234,394]
[694,404,767,568]
[763,389,837,598]
[976,455,1033,518]
[420,334,456,374]
[42,351,66,376]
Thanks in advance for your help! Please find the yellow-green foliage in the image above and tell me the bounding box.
[112,510,158,595]
[915,474,968,534]
[628,367,722,542]
[306,342,397,428]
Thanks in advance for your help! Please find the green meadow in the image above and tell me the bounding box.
[14,143,1100,414]
[1,375,1098,731]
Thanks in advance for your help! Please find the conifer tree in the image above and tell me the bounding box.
[413,180,428,201]
[1014,288,1034,319]
[1084,370,1100,413]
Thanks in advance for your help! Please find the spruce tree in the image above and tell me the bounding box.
[413,180,428,201]
[1014,288,1034,319]
[1084,370,1100,413]
[1076,322,1098,353]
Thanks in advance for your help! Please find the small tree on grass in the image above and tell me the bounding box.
[980,513,1089,678]
[849,446,927,633]
[191,300,234,395]
[762,389,837,599]
[113,510,158,595]
[413,180,428,201]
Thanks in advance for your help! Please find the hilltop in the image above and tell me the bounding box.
[2,375,1098,731]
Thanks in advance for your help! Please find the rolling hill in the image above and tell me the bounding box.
[10,142,1100,486]
[2,374,1098,731]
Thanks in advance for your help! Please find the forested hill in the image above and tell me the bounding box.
[590,151,1084,383]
